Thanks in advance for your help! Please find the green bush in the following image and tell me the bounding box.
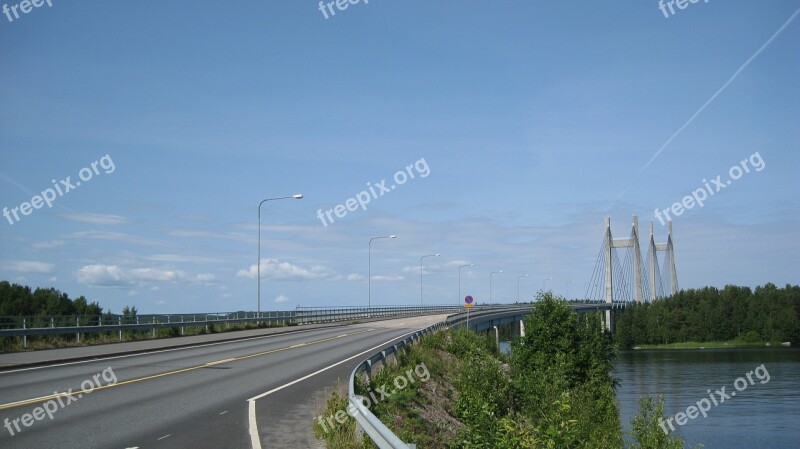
[736,330,761,343]
[315,293,696,449]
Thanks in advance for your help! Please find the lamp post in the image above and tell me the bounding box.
[369,235,396,308]
[458,264,474,305]
[517,274,529,302]
[420,253,440,306]
[542,276,552,290]
[258,194,303,315]
[490,271,502,303]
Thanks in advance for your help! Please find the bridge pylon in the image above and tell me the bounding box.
[587,215,679,331]
[648,221,678,300]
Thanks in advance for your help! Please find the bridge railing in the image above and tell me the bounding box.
[0,305,513,348]
[347,305,533,449]
[0,311,296,330]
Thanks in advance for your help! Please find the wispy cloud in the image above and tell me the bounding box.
[1,261,54,273]
[443,260,471,268]
[168,228,252,245]
[403,264,445,275]
[60,212,129,225]
[195,273,216,283]
[371,275,404,282]
[70,231,172,247]
[236,258,338,281]
[146,254,223,264]
[32,240,65,250]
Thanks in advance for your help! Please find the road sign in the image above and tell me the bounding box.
[464,295,474,308]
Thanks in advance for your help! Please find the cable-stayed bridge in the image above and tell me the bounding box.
[585,215,678,329]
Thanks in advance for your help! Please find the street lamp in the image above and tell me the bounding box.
[420,254,440,306]
[517,274,529,302]
[458,264,474,305]
[368,235,396,308]
[257,194,303,315]
[490,270,502,303]
[542,276,553,290]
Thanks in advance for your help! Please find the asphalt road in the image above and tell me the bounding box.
[0,314,449,449]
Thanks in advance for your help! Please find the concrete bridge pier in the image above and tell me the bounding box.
[511,319,526,339]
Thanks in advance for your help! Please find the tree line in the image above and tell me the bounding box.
[615,283,800,348]
[0,281,104,318]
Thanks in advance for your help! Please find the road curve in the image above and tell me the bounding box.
[0,314,449,449]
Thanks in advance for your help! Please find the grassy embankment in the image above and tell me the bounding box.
[314,294,696,449]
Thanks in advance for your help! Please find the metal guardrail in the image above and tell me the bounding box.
[347,306,533,449]
[0,305,471,348]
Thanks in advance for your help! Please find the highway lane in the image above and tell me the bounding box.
[0,314,448,449]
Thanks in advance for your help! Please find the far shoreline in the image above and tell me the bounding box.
[627,341,793,350]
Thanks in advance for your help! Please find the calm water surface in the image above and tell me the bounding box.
[615,348,800,448]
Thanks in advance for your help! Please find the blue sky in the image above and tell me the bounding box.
[1,0,798,313]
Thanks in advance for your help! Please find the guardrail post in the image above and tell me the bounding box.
[50,317,54,328]
[118,317,123,341]
[22,318,27,348]
[152,317,156,338]
[76,317,80,343]
[181,315,184,335]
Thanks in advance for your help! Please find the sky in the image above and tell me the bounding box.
[0,0,798,314]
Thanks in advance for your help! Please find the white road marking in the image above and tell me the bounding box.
[248,400,261,449]
[157,434,171,441]
[219,410,228,415]
[246,324,439,449]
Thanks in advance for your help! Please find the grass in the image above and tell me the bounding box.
[312,381,371,449]
[313,330,487,449]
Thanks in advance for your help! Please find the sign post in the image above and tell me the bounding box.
[464,295,474,329]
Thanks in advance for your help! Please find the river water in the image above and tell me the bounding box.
[614,348,800,448]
